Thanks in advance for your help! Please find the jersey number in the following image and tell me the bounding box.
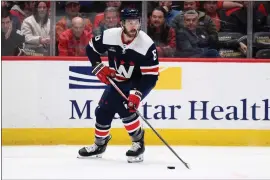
[152,50,157,61]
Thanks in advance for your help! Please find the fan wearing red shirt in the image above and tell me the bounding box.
[93,1,122,29]
[58,17,93,56]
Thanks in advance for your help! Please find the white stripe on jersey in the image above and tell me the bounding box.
[140,65,159,69]
[141,72,159,75]
[89,39,101,55]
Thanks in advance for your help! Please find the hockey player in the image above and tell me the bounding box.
[78,8,159,163]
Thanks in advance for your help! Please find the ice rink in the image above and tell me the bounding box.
[2,145,270,179]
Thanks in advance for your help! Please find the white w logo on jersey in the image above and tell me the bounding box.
[114,61,134,78]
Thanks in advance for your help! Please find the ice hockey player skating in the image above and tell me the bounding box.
[78,8,159,163]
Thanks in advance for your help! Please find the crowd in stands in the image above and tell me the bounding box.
[2,1,270,58]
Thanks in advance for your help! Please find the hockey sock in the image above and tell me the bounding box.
[94,123,111,146]
[122,113,144,142]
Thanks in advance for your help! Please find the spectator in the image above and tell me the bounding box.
[21,1,50,56]
[10,2,26,23]
[1,1,15,10]
[24,2,36,17]
[158,1,181,27]
[203,1,221,31]
[182,1,199,11]
[93,1,122,29]
[148,7,176,57]
[175,10,219,58]
[58,17,92,56]
[1,8,24,56]
[171,1,218,47]
[204,1,270,33]
[204,1,269,33]
[93,7,120,36]
[218,1,248,34]
[56,1,93,42]
[253,2,270,32]
[1,4,21,30]
[10,2,35,24]
[217,1,246,9]
[1,1,9,9]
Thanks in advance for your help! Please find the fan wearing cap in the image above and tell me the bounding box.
[78,8,159,164]
[56,1,93,42]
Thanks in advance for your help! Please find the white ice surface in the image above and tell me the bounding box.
[2,145,270,179]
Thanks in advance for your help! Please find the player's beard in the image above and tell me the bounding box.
[123,28,137,38]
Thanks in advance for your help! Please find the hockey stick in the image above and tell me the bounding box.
[107,77,190,169]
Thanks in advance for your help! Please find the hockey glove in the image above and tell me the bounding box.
[92,63,115,85]
[128,90,142,113]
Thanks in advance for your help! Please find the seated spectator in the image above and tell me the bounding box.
[1,8,24,56]
[58,17,92,56]
[158,1,181,27]
[93,7,120,36]
[175,10,219,58]
[21,1,50,56]
[171,1,218,46]
[93,1,122,29]
[148,7,176,57]
[56,1,92,42]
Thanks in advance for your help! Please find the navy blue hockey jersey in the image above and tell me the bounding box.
[86,28,159,97]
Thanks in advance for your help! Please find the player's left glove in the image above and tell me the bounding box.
[128,90,142,113]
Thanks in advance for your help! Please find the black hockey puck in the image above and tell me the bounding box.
[167,166,175,169]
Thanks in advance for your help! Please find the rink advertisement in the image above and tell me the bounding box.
[2,58,270,146]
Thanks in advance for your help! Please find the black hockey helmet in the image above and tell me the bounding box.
[120,8,140,21]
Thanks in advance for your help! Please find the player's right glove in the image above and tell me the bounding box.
[128,90,142,113]
[92,63,115,85]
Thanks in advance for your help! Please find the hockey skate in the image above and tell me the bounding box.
[126,133,145,163]
[77,135,111,158]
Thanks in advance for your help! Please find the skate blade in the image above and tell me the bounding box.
[127,154,143,163]
[77,153,103,159]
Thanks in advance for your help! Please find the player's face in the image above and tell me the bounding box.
[123,19,140,38]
